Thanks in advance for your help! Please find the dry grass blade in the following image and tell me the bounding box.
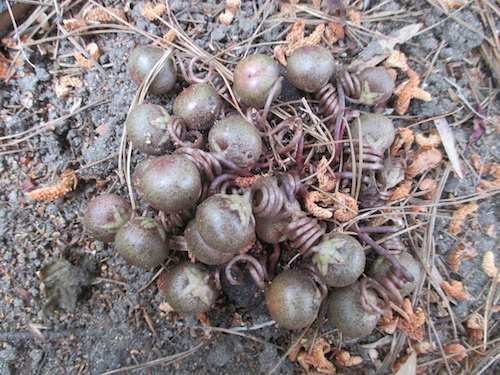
[434,118,464,179]
[99,342,203,374]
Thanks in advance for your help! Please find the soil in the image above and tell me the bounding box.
[0,1,499,375]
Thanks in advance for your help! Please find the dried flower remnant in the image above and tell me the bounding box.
[444,343,467,363]
[62,18,87,31]
[274,20,325,65]
[441,280,469,301]
[384,50,431,114]
[218,8,237,25]
[235,175,261,188]
[449,244,477,273]
[415,131,441,149]
[55,76,84,98]
[335,350,362,367]
[390,127,414,156]
[74,43,100,69]
[388,178,412,202]
[85,7,126,23]
[28,170,78,201]
[393,299,427,341]
[325,22,345,44]
[289,338,336,374]
[482,251,500,283]
[466,312,484,344]
[448,202,478,235]
[140,3,166,21]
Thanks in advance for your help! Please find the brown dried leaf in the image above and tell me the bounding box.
[444,344,467,362]
[406,148,443,178]
[441,280,469,300]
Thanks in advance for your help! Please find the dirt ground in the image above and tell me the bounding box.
[0,1,499,374]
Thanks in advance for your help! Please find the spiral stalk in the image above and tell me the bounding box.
[315,83,343,118]
[176,55,218,85]
[156,208,195,234]
[337,68,361,101]
[167,116,203,148]
[283,210,325,256]
[345,144,385,171]
[359,264,407,314]
[251,176,288,218]
[224,254,268,289]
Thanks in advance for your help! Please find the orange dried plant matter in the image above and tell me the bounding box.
[274,20,325,65]
[384,50,431,115]
[482,251,500,283]
[335,350,362,367]
[393,299,427,341]
[441,279,469,301]
[449,244,477,273]
[28,170,78,201]
[444,343,467,363]
[448,202,478,235]
[140,3,166,21]
[289,338,336,374]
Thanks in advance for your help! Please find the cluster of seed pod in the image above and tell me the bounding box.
[82,41,422,339]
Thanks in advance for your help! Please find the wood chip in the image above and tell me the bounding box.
[434,118,464,178]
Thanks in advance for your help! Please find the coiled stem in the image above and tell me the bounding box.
[225,254,268,289]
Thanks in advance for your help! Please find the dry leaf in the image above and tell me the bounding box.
[289,338,336,374]
[393,350,417,375]
[444,344,467,362]
[0,52,10,80]
[434,118,464,178]
[448,202,478,235]
[406,148,443,178]
[349,24,423,73]
[449,244,477,273]
[441,280,469,300]
[482,251,499,282]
